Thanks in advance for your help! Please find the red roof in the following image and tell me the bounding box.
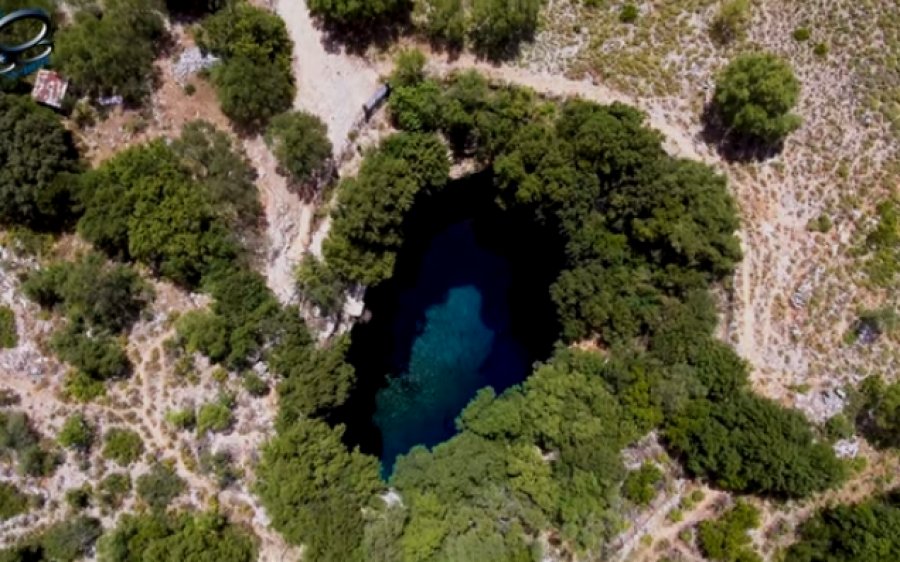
[31,69,68,109]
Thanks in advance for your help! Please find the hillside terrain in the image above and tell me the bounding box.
[0,0,897,561]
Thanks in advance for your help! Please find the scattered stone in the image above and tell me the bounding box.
[172,47,219,85]
[833,437,860,459]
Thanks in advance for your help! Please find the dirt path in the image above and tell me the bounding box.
[273,0,382,149]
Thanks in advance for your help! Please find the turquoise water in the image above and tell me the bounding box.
[372,221,530,473]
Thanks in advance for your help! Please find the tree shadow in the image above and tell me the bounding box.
[318,15,413,57]
[700,101,785,163]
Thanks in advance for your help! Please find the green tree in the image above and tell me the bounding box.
[98,511,257,562]
[468,0,541,58]
[697,501,762,562]
[212,57,296,130]
[264,111,333,185]
[54,0,167,105]
[196,401,234,434]
[136,463,186,510]
[622,462,663,506]
[786,491,900,561]
[102,428,144,466]
[665,394,846,498]
[295,254,347,316]
[255,419,382,561]
[0,93,80,228]
[276,335,355,427]
[170,120,262,229]
[195,1,293,68]
[307,0,410,26]
[713,53,802,143]
[22,252,151,334]
[324,132,449,284]
[857,376,900,448]
[57,413,94,451]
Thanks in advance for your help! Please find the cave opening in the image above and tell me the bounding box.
[333,169,564,475]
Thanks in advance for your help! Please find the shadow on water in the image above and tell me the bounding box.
[331,170,564,474]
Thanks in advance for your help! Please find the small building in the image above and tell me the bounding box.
[30,69,68,109]
[362,83,390,120]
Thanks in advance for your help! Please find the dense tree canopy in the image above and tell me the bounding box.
[307,0,410,26]
[665,393,845,498]
[255,418,382,562]
[76,122,258,288]
[786,491,900,561]
[54,0,167,105]
[197,2,296,129]
[324,132,450,284]
[301,70,844,560]
[713,53,802,143]
[98,511,258,562]
[0,93,81,228]
[697,501,762,562]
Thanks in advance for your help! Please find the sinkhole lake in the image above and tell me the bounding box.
[339,173,561,476]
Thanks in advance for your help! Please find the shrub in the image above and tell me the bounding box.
[62,370,106,402]
[623,462,663,505]
[295,254,347,316]
[390,49,427,88]
[165,408,196,430]
[199,449,241,488]
[136,463,186,510]
[0,306,17,348]
[65,485,92,510]
[58,413,94,451]
[714,53,802,143]
[102,428,144,466]
[792,27,811,41]
[710,0,751,45]
[197,402,234,434]
[22,252,151,334]
[813,42,829,57]
[697,501,762,561]
[51,325,130,380]
[96,472,131,508]
[34,515,102,561]
[619,3,639,23]
[264,111,333,185]
[212,57,295,130]
[0,482,29,521]
[242,372,269,397]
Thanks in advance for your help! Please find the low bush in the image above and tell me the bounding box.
[102,428,144,466]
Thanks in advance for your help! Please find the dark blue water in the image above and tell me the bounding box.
[372,220,530,473]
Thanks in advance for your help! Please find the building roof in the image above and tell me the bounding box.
[31,69,68,109]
